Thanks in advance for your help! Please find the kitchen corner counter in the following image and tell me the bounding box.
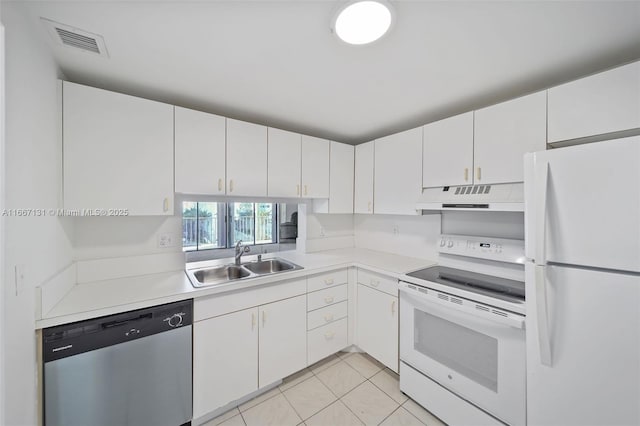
[36,248,436,329]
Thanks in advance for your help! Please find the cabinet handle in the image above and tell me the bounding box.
[296,184,300,196]
[324,278,334,285]
[368,201,372,212]
[252,313,256,330]
[324,296,334,304]
[324,314,334,322]
[391,300,396,315]
[370,279,379,287]
[163,198,169,212]
[304,185,308,196]
[262,311,266,327]
[218,178,223,192]
[324,331,335,340]
[476,167,481,181]
[464,168,469,182]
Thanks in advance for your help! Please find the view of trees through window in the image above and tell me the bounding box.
[182,202,276,251]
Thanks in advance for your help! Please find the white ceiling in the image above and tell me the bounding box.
[15,0,640,144]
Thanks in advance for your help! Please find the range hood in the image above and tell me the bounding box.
[416,183,524,212]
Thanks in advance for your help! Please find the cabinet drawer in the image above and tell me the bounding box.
[307,269,348,292]
[308,318,348,365]
[357,269,398,296]
[307,284,348,311]
[307,301,348,331]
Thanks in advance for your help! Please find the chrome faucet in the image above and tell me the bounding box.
[234,240,250,265]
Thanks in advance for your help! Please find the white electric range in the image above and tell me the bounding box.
[399,234,526,426]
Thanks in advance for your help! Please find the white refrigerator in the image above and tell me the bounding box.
[524,136,640,426]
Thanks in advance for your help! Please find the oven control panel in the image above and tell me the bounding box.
[438,234,525,264]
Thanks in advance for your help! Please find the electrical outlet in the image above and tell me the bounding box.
[392,225,400,236]
[157,233,177,248]
[14,264,25,296]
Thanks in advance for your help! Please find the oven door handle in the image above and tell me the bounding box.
[399,283,525,330]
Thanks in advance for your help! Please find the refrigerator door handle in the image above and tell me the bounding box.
[535,265,552,366]
[535,160,549,265]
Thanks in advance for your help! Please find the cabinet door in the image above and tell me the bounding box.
[356,284,398,372]
[258,295,307,387]
[175,107,226,195]
[301,135,330,198]
[354,141,374,214]
[193,308,258,418]
[548,61,640,143]
[227,119,268,196]
[268,128,302,198]
[329,142,354,213]
[474,91,547,184]
[374,127,422,215]
[422,112,474,188]
[63,81,173,215]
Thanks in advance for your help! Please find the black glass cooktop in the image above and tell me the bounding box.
[406,265,525,303]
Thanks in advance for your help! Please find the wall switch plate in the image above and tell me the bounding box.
[14,264,25,296]
[157,233,177,248]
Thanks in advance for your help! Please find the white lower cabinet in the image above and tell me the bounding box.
[308,318,349,365]
[258,295,307,386]
[193,285,306,420]
[193,307,258,419]
[356,283,399,373]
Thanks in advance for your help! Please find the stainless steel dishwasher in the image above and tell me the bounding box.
[43,299,193,426]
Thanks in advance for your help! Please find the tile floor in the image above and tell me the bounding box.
[203,352,447,426]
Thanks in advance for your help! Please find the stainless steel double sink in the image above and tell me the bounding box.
[186,258,303,288]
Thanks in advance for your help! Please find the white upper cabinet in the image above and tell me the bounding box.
[226,119,268,197]
[63,81,174,216]
[548,61,640,143]
[301,135,330,198]
[474,91,547,184]
[354,141,375,214]
[268,128,301,198]
[422,112,474,188]
[174,107,226,195]
[329,142,355,214]
[375,127,423,215]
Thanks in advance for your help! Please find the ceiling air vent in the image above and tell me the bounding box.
[41,18,109,57]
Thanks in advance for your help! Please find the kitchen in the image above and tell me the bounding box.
[2,1,640,426]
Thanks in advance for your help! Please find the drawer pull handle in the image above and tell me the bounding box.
[296,184,300,196]
[324,278,334,285]
[391,300,396,315]
[370,279,379,287]
[304,185,308,196]
[464,168,469,182]
[324,296,334,304]
[262,311,266,327]
[229,179,234,192]
[324,332,335,340]
[218,178,223,192]
[324,314,334,322]
[163,198,169,212]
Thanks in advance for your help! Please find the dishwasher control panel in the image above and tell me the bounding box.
[43,299,193,362]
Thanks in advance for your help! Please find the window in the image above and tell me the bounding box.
[182,201,277,251]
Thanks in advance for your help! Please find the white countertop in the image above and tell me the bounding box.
[36,248,436,329]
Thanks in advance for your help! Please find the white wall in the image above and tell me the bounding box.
[354,211,524,261]
[354,213,441,260]
[1,3,74,424]
[73,216,182,260]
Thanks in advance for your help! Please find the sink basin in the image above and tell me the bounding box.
[191,265,251,287]
[186,258,303,288]
[243,258,301,275]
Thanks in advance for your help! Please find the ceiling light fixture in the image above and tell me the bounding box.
[332,1,394,45]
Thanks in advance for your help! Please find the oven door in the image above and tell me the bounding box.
[399,282,525,426]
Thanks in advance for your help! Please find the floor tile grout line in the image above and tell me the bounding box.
[376,404,403,426]
[277,390,305,424]
[279,379,334,423]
